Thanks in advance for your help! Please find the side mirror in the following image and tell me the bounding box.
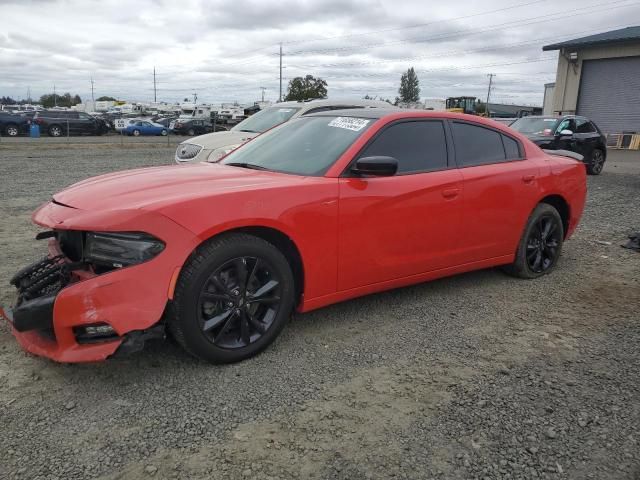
[351,156,398,177]
[557,129,573,137]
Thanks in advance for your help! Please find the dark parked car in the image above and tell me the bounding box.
[0,111,31,137]
[33,110,110,137]
[153,117,178,128]
[509,115,607,175]
[171,119,227,136]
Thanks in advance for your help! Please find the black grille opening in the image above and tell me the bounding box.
[57,230,84,262]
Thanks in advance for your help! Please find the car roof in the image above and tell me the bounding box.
[273,99,394,111]
[306,108,404,119]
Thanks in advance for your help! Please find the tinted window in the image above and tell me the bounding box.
[575,119,596,133]
[502,135,522,159]
[358,121,447,174]
[452,122,506,167]
[231,106,301,133]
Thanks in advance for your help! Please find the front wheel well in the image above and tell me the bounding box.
[539,195,570,238]
[195,226,305,306]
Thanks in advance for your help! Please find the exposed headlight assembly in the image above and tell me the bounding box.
[84,232,165,268]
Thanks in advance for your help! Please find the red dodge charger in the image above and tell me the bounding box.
[2,110,586,363]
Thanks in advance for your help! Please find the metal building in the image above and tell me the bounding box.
[543,26,640,134]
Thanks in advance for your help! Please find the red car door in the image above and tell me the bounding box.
[337,120,464,291]
[449,120,541,263]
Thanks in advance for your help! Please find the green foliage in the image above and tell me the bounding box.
[39,92,82,108]
[1,96,17,105]
[475,101,487,114]
[398,67,421,103]
[284,75,328,101]
[96,96,117,102]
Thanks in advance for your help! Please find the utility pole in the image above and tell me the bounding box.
[485,73,495,118]
[192,92,197,104]
[53,84,57,107]
[90,77,95,103]
[260,87,266,102]
[279,42,283,102]
[153,67,157,103]
[27,86,31,103]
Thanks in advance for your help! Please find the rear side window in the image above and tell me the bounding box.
[452,122,507,167]
[502,135,522,160]
[358,120,448,174]
[575,119,596,133]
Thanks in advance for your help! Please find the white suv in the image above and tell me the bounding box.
[174,99,394,163]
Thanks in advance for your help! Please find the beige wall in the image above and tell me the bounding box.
[551,43,640,114]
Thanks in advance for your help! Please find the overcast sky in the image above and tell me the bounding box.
[1,0,638,106]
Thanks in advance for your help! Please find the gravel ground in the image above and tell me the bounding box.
[0,140,638,480]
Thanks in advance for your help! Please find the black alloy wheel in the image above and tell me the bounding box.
[525,215,561,273]
[587,149,605,175]
[505,203,564,279]
[169,233,295,363]
[198,256,282,349]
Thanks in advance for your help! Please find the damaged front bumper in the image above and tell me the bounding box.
[1,200,199,363]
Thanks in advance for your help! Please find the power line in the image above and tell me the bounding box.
[283,0,638,56]
[281,0,550,46]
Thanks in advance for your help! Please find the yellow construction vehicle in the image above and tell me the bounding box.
[445,96,478,115]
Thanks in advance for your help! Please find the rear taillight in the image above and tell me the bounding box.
[34,118,44,125]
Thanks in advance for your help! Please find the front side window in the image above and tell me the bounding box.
[231,106,301,134]
[357,121,447,174]
[555,119,575,134]
[452,122,508,167]
[222,116,372,176]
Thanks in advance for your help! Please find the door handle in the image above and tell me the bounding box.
[441,188,460,199]
[522,174,536,184]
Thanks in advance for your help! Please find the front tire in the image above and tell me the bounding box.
[132,129,141,137]
[586,148,605,175]
[187,128,195,136]
[169,233,295,363]
[5,124,19,136]
[505,203,564,279]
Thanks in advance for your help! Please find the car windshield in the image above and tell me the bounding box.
[510,117,559,135]
[222,115,373,176]
[231,106,301,133]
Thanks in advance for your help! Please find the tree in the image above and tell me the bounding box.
[398,67,420,103]
[96,96,117,102]
[1,96,17,105]
[284,75,327,101]
[39,92,82,108]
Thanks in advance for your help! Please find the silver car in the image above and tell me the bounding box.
[174,99,394,163]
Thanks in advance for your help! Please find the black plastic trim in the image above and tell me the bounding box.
[12,294,55,332]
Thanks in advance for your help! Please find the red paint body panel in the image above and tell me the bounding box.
[3,111,587,362]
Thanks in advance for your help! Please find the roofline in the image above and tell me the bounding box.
[543,33,640,51]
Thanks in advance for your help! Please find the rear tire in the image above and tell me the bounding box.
[132,129,141,137]
[161,129,168,136]
[187,128,195,136]
[586,148,605,175]
[505,203,564,279]
[48,125,63,137]
[169,233,295,363]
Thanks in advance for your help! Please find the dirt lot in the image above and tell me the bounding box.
[0,138,639,480]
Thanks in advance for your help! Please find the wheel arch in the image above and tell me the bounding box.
[178,225,305,307]
[538,194,570,238]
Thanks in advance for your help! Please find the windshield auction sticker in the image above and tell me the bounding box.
[328,117,370,131]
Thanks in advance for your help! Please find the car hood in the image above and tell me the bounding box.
[184,130,258,150]
[52,163,302,212]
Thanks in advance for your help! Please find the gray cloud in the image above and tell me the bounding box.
[0,0,638,105]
